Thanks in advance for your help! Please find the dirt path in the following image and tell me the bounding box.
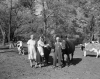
[0,48,100,79]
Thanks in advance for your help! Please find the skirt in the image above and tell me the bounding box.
[37,46,44,56]
[28,47,36,60]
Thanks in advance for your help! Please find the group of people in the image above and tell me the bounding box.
[27,34,68,68]
[27,35,49,68]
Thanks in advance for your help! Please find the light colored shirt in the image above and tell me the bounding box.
[37,40,45,47]
[27,39,36,48]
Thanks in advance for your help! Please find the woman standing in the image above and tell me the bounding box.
[37,37,45,57]
[36,36,48,68]
[27,35,37,67]
[53,36,62,68]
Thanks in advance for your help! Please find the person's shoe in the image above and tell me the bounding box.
[52,66,56,69]
[58,66,62,68]
[35,64,38,68]
[30,64,33,68]
[39,64,42,68]
[58,65,63,68]
[38,64,41,68]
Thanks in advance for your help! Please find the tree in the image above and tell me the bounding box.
[1,0,100,45]
[0,25,5,45]
[0,6,10,45]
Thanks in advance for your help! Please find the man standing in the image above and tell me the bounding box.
[53,36,62,68]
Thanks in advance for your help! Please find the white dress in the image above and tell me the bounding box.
[37,40,45,56]
[27,39,36,60]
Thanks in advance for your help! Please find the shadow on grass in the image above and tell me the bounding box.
[23,47,28,55]
[48,55,53,65]
[42,55,53,67]
[62,58,82,68]
[71,58,82,65]
[0,46,9,50]
[0,48,17,53]
[86,54,96,57]
[0,46,10,53]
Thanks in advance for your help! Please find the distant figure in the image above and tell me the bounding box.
[53,36,62,68]
[27,35,37,67]
[66,36,69,41]
[9,41,14,48]
[80,44,85,51]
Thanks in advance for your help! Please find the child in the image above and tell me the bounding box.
[27,35,37,67]
[53,36,62,68]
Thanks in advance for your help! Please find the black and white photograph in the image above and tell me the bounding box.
[0,0,100,79]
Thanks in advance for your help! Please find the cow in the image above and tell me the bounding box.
[17,41,25,55]
[82,42,100,58]
[35,37,52,68]
[43,45,51,65]
[40,39,52,65]
[80,41,99,51]
[61,38,75,66]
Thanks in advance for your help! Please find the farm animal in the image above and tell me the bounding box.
[81,42,100,58]
[17,41,25,55]
[61,39,75,66]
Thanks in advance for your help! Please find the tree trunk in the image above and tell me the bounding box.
[0,25,5,46]
[8,0,12,43]
[2,32,5,46]
[90,32,93,42]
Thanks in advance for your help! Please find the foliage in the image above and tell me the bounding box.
[0,0,100,44]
